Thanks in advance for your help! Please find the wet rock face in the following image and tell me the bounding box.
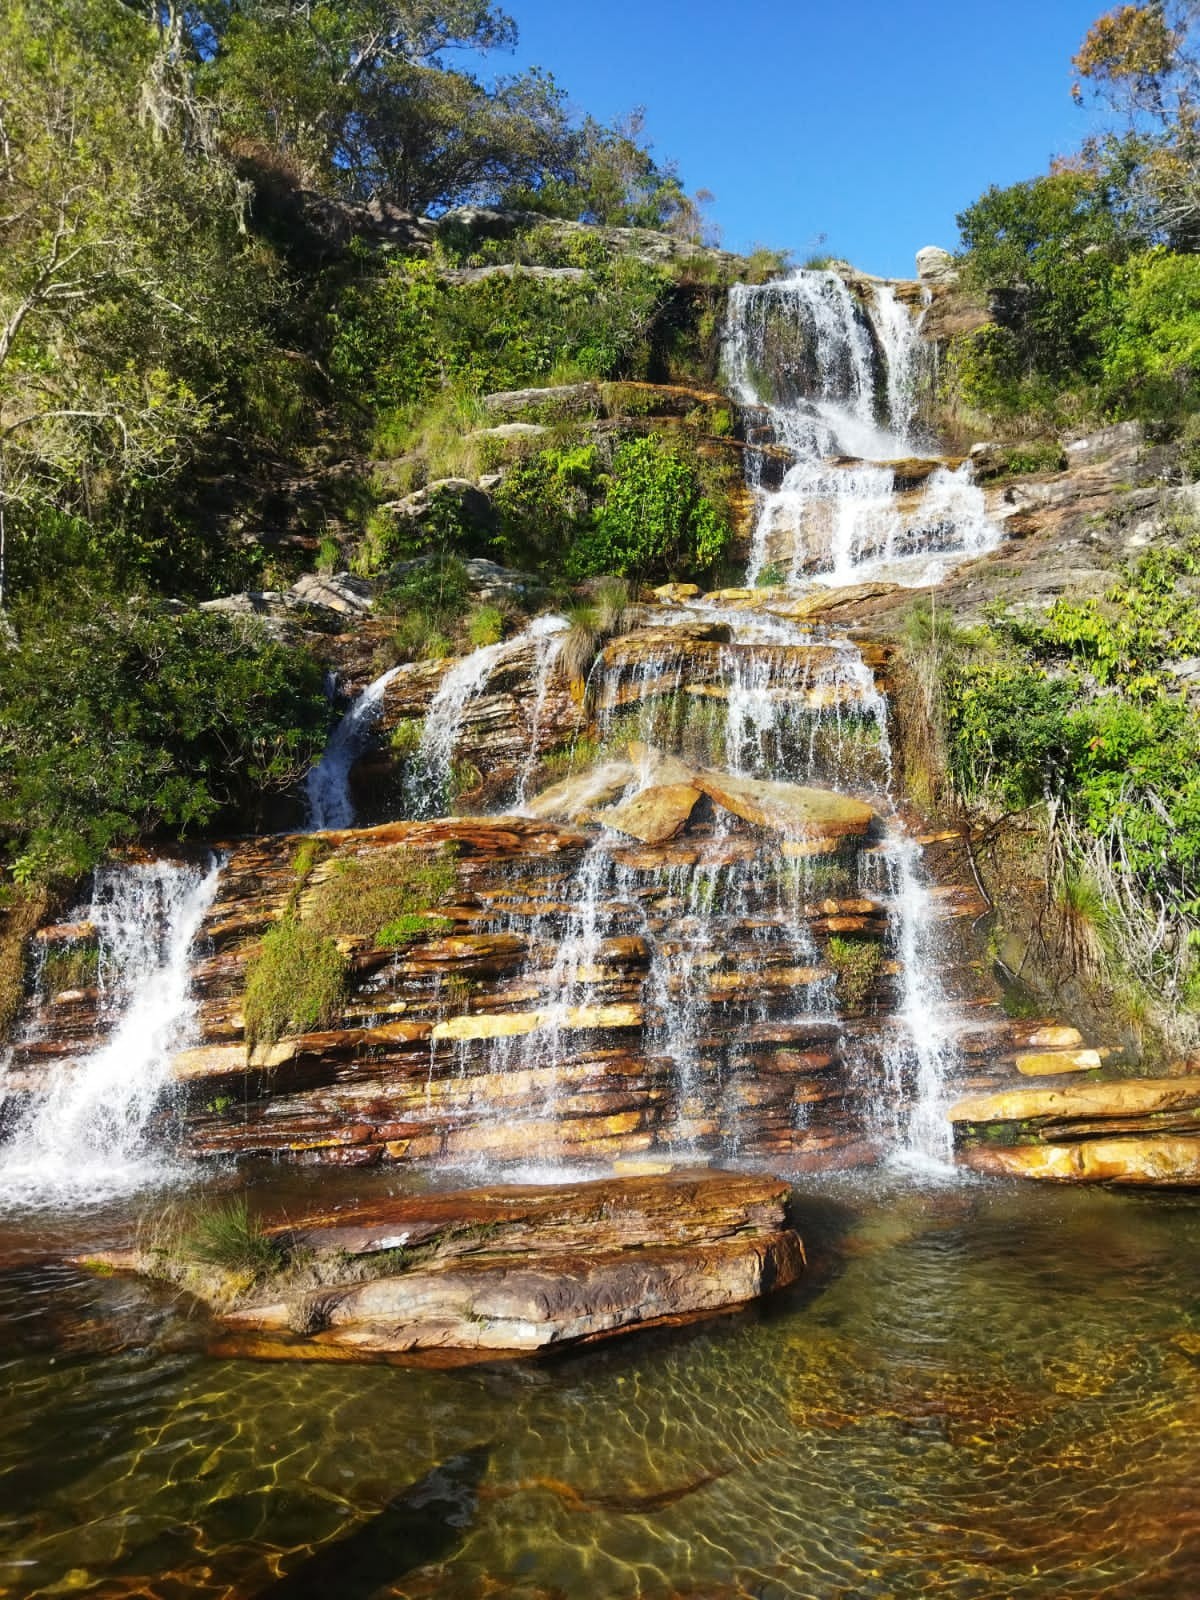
[950,1076,1200,1183]
[94,1170,805,1365]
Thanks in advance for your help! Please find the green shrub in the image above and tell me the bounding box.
[1102,249,1200,413]
[567,435,729,582]
[493,441,604,568]
[243,920,347,1055]
[466,605,505,648]
[0,589,328,882]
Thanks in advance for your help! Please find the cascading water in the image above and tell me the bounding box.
[408,614,567,818]
[717,266,983,1167]
[725,269,1000,587]
[306,666,402,830]
[0,858,222,1209]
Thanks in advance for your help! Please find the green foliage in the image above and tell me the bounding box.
[178,1197,284,1277]
[203,2,571,214]
[377,912,454,946]
[1101,248,1200,410]
[937,536,1200,916]
[493,441,605,567]
[0,589,328,881]
[40,942,99,995]
[568,435,729,581]
[466,605,505,648]
[332,254,671,420]
[0,0,299,603]
[389,720,424,758]
[378,554,472,662]
[243,919,347,1055]
[306,845,457,945]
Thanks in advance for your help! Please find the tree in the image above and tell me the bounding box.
[0,0,280,603]
[201,0,575,210]
[956,169,1136,386]
[1073,2,1200,245]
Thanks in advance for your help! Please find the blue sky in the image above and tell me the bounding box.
[483,0,1110,278]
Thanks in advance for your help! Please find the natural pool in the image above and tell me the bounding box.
[1,1172,1197,1599]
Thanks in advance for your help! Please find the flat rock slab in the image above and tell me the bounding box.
[696,770,877,840]
[962,1136,1200,1185]
[949,1076,1200,1128]
[596,783,702,843]
[102,1171,804,1366]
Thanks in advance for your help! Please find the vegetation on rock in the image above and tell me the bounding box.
[242,920,348,1055]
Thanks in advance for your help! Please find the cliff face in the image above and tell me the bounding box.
[5,255,1198,1191]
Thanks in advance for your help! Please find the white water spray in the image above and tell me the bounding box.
[409,615,567,818]
[0,858,222,1210]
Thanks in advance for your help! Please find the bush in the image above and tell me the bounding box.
[1102,249,1200,414]
[330,253,672,417]
[567,435,730,581]
[178,1197,284,1277]
[0,589,328,882]
[493,441,605,569]
[243,920,348,1055]
[466,605,505,648]
[937,536,1200,917]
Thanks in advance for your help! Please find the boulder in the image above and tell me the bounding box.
[596,783,702,844]
[1014,1048,1102,1076]
[289,571,374,616]
[381,479,494,533]
[916,246,958,283]
[480,383,602,422]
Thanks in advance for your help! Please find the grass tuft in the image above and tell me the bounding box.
[243,919,347,1055]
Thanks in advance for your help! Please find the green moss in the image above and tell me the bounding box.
[827,936,884,1013]
[389,720,424,758]
[307,845,457,947]
[40,941,100,994]
[243,919,347,1055]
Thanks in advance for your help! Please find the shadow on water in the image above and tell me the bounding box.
[252,1445,491,1599]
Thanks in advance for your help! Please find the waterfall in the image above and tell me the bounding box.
[716,265,991,1166]
[871,283,923,446]
[305,665,402,831]
[514,621,568,807]
[408,615,567,818]
[862,832,958,1170]
[0,858,221,1210]
[724,268,1000,587]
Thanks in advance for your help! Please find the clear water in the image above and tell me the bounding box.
[0,1174,1196,1598]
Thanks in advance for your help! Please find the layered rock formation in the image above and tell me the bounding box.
[185,1170,807,1363]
